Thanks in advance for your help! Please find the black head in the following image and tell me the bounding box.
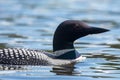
[53,20,109,52]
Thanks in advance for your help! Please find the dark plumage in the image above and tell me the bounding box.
[0,20,109,66]
[53,20,109,59]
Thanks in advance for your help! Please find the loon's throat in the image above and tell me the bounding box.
[54,49,81,59]
[53,41,74,52]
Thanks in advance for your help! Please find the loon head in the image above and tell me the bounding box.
[53,20,109,59]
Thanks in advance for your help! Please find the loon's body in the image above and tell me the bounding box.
[0,48,81,65]
[0,20,109,66]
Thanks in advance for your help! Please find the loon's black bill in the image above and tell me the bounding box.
[89,27,109,34]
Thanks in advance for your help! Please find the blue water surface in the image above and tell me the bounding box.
[0,0,120,80]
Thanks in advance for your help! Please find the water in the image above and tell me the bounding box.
[0,0,120,80]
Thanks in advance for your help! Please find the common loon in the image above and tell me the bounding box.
[0,20,109,66]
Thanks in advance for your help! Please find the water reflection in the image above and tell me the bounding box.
[0,33,27,39]
[0,0,120,80]
[0,43,8,48]
[0,65,81,78]
[0,64,80,76]
[51,64,81,76]
[110,44,120,49]
[0,52,120,78]
[0,65,26,70]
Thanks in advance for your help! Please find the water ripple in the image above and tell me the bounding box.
[0,0,120,80]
